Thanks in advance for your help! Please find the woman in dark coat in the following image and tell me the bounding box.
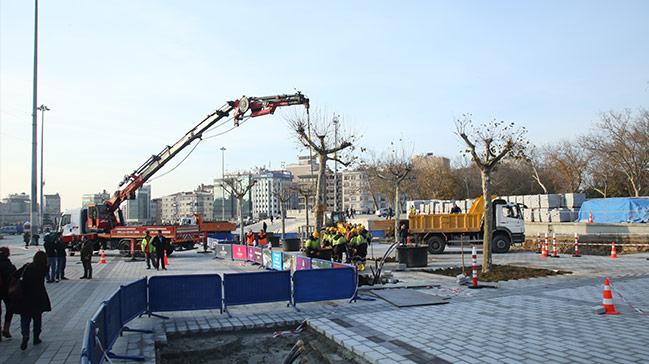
[14,250,51,350]
[0,246,17,340]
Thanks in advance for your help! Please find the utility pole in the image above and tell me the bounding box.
[333,113,339,212]
[38,104,50,231]
[30,0,39,244]
[220,147,226,220]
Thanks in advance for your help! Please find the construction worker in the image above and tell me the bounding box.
[258,229,268,248]
[152,230,167,271]
[246,229,255,246]
[350,228,368,270]
[331,230,347,263]
[141,231,156,269]
[304,231,320,258]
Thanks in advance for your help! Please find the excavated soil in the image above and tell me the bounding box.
[158,326,366,364]
[425,264,571,282]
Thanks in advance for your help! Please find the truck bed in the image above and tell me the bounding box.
[408,213,482,234]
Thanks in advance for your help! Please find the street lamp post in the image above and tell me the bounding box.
[37,104,50,232]
[333,114,339,212]
[30,0,39,244]
[220,147,226,220]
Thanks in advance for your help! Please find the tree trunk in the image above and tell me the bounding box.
[238,197,245,245]
[304,196,310,239]
[394,183,400,243]
[280,202,286,240]
[480,169,493,273]
[314,155,327,232]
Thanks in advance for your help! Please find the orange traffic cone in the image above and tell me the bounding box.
[164,250,169,266]
[610,242,618,259]
[100,249,107,264]
[541,233,548,258]
[588,211,593,224]
[602,277,620,315]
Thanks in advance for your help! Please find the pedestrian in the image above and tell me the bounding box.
[351,208,355,218]
[141,231,156,269]
[262,221,267,233]
[13,251,51,350]
[258,229,268,248]
[23,231,31,248]
[33,233,40,246]
[399,223,408,245]
[450,202,461,214]
[270,215,274,225]
[0,247,17,341]
[55,234,68,280]
[331,230,347,263]
[43,233,57,283]
[152,231,167,271]
[246,229,255,246]
[80,238,93,279]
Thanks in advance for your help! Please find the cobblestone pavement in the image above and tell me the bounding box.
[0,235,647,363]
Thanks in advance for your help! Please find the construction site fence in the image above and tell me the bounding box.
[80,249,356,364]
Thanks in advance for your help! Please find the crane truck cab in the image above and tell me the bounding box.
[408,197,525,254]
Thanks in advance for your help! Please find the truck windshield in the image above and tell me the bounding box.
[61,214,71,226]
[504,206,520,219]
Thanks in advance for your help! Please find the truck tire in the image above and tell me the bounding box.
[118,239,132,257]
[492,233,511,253]
[427,235,446,254]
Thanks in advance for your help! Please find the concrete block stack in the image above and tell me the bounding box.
[500,193,586,222]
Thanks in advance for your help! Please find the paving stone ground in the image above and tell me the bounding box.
[0,235,648,364]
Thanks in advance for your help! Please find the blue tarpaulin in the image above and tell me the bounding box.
[578,197,649,223]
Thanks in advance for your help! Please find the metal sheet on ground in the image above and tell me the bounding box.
[370,289,449,308]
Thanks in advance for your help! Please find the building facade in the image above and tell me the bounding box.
[251,170,293,219]
[285,156,341,212]
[124,185,151,225]
[150,198,162,225]
[160,189,214,224]
[81,190,111,207]
[213,174,252,221]
[43,193,62,227]
[341,170,386,214]
[0,193,31,225]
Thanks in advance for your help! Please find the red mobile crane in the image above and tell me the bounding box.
[60,93,309,254]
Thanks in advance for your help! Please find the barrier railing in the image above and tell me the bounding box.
[80,246,357,364]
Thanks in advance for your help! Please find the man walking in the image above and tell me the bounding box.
[152,231,167,271]
[43,233,57,283]
[141,231,156,269]
[55,234,68,280]
[80,238,93,279]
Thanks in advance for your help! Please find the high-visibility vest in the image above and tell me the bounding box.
[258,233,267,245]
[350,234,364,246]
[246,233,255,245]
[305,238,319,250]
[332,235,346,246]
[141,237,155,253]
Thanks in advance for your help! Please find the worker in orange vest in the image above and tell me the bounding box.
[257,229,269,248]
[246,229,255,246]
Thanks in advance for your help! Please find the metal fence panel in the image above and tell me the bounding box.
[232,245,247,260]
[214,243,232,260]
[148,274,222,312]
[119,277,147,325]
[311,258,332,269]
[81,320,95,364]
[103,291,122,348]
[293,267,356,303]
[262,249,272,267]
[271,251,283,270]
[223,271,291,306]
[295,255,311,270]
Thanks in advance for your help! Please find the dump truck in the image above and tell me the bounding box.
[408,196,525,254]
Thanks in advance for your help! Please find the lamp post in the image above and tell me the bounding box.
[220,147,226,220]
[30,0,39,244]
[333,114,339,212]
[37,104,50,231]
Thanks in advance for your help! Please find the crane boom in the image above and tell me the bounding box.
[88,92,309,232]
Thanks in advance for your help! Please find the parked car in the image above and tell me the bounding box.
[375,208,389,217]
[0,225,19,235]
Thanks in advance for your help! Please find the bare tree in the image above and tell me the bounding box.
[542,140,589,192]
[273,182,294,240]
[368,140,414,242]
[290,182,316,238]
[582,109,649,197]
[456,115,527,273]
[220,173,257,245]
[287,110,357,232]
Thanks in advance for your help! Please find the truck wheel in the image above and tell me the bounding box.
[427,235,446,254]
[166,246,175,256]
[492,234,511,253]
[118,239,132,257]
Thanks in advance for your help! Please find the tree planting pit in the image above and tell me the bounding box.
[158,325,366,364]
[425,264,571,282]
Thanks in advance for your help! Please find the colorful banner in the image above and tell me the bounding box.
[295,255,312,270]
[271,251,283,271]
[262,249,272,268]
[232,245,247,260]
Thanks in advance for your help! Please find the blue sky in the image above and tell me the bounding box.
[1,0,647,209]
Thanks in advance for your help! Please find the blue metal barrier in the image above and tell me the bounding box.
[103,291,122,348]
[370,230,385,238]
[88,320,104,364]
[293,267,356,304]
[283,232,299,239]
[148,274,222,313]
[90,305,107,362]
[223,271,291,308]
[81,320,94,364]
[120,278,147,325]
[214,243,232,260]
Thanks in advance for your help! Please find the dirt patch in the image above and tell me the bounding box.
[158,326,365,364]
[424,264,571,282]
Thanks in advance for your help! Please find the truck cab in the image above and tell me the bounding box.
[491,199,525,252]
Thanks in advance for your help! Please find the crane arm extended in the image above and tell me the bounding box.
[106,92,309,213]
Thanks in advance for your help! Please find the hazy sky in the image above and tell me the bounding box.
[1,0,647,210]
